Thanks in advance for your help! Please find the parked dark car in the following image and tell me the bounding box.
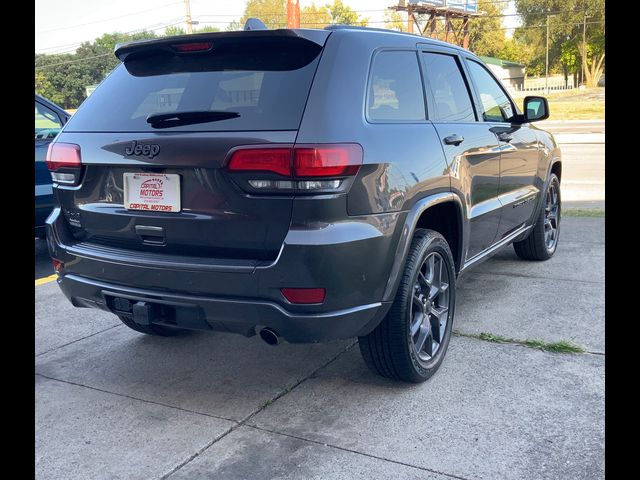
[46,25,561,383]
[36,94,69,237]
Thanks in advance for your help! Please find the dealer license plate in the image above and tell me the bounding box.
[123,173,181,212]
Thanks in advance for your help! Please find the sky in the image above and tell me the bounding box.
[35,0,520,54]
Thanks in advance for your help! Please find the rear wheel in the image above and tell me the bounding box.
[513,173,561,261]
[359,229,455,383]
[117,315,184,336]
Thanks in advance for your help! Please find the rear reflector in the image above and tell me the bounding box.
[228,148,292,176]
[46,143,81,171]
[52,259,62,273]
[281,288,326,304]
[172,42,213,52]
[294,145,362,177]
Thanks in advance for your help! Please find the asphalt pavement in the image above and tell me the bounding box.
[35,120,605,479]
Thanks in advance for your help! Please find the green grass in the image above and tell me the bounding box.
[514,87,605,120]
[454,331,585,354]
[547,101,604,120]
[563,208,605,218]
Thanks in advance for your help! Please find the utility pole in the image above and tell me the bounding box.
[545,14,550,94]
[287,0,300,28]
[184,0,194,34]
[581,13,587,86]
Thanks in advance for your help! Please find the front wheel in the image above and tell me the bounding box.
[359,229,456,383]
[513,173,561,261]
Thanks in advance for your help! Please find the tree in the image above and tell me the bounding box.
[560,39,580,86]
[384,10,406,32]
[498,38,535,67]
[239,0,287,30]
[226,20,243,31]
[326,0,368,26]
[514,0,604,85]
[460,0,506,57]
[35,30,158,109]
[164,26,186,36]
[301,3,331,29]
[195,25,220,33]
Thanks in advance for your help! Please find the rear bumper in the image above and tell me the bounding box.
[46,207,402,342]
[57,273,388,343]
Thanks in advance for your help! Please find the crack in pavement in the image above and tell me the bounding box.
[159,340,359,479]
[244,424,473,480]
[35,372,233,423]
[36,323,123,358]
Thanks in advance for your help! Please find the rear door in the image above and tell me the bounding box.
[463,58,540,241]
[420,47,502,260]
[54,31,328,262]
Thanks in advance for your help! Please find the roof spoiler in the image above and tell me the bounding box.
[114,29,331,62]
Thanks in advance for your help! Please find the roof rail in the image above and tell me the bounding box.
[244,18,268,31]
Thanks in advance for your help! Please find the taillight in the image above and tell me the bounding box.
[294,145,362,177]
[227,148,292,176]
[46,143,82,186]
[227,144,362,193]
[281,288,326,304]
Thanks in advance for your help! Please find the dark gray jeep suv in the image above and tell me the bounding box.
[46,24,561,383]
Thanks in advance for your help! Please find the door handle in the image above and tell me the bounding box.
[443,134,464,146]
[497,132,513,142]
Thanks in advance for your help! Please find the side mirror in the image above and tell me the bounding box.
[523,96,549,122]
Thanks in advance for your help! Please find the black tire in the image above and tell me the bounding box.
[359,229,456,383]
[513,173,561,261]
[117,315,184,336]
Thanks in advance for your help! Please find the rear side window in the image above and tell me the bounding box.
[65,37,323,132]
[367,51,425,122]
[422,53,475,122]
[466,60,515,122]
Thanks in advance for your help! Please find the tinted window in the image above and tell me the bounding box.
[422,53,475,122]
[467,60,515,122]
[367,51,425,122]
[35,101,62,139]
[65,38,322,132]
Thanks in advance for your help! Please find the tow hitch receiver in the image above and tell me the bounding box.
[133,301,154,325]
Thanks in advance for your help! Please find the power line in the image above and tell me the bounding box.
[35,53,113,70]
[36,19,184,55]
[35,21,186,67]
[36,1,182,34]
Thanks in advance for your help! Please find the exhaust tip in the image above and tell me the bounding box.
[259,328,280,346]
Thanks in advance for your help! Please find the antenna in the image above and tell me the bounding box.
[244,18,268,31]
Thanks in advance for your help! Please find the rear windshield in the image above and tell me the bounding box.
[65,37,322,132]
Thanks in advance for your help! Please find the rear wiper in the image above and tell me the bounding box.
[147,110,240,128]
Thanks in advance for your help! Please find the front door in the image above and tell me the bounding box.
[420,49,502,261]
[463,59,540,240]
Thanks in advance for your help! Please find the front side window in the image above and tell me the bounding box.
[367,51,425,122]
[35,101,62,140]
[466,60,515,123]
[422,52,475,122]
